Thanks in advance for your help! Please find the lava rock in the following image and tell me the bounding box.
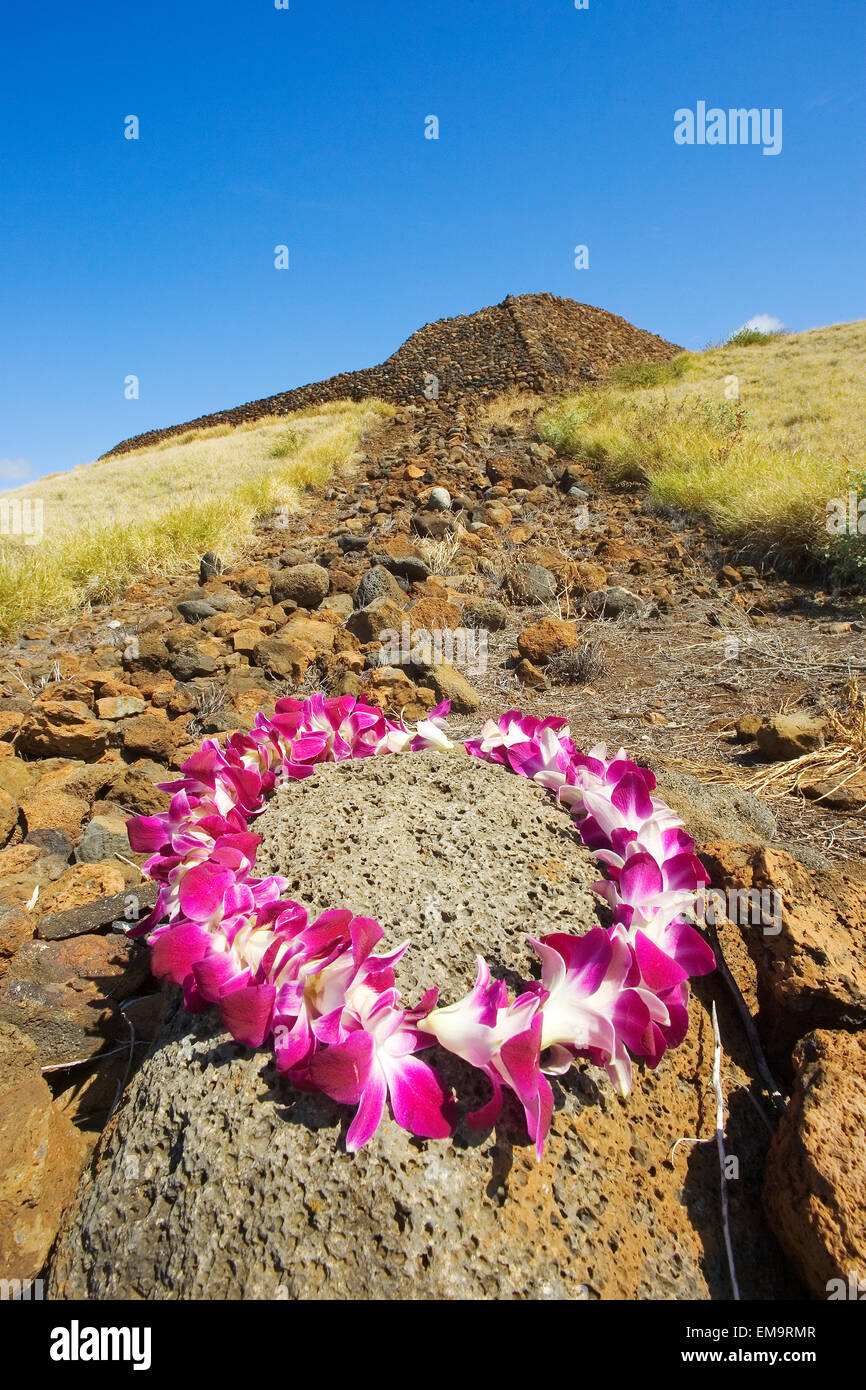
[49,752,757,1302]
[583,587,650,621]
[270,564,330,610]
[353,566,406,610]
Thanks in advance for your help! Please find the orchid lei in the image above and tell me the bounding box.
[126,696,715,1158]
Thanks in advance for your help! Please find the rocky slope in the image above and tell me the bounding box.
[99,294,680,459]
[0,382,863,1299]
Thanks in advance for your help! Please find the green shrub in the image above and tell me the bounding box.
[725,326,784,347]
[610,354,691,389]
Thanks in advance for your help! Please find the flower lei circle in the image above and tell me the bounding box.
[127,696,715,1159]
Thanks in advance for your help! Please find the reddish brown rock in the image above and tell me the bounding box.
[252,636,316,684]
[413,661,481,713]
[40,861,127,915]
[517,617,579,665]
[756,714,828,761]
[764,1029,866,1298]
[359,668,429,720]
[0,931,152,1064]
[407,598,462,632]
[102,766,170,817]
[17,702,108,760]
[0,758,38,803]
[700,843,866,1054]
[0,844,41,878]
[122,711,188,762]
[0,789,18,847]
[231,625,270,655]
[568,560,608,595]
[516,658,548,689]
[280,616,337,655]
[0,910,35,979]
[20,788,88,844]
[0,710,24,743]
[0,1022,89,1280]
[802,771,866,814]
[345,597,406,645]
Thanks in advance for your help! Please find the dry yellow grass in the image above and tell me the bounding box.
[478,390,545,433]
[0,400,391,640]
[537,320,866,574]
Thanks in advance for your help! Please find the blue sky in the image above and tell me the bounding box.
[1,0,863,481]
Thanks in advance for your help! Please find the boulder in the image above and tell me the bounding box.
[270,564,330,610]
[756,715,827,762]
[16,702,107,761]
[354,565,405,610]
[50,753,794,1301]
[648,767,776,846]
[517,617,578,665]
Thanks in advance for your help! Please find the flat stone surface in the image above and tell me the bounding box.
[37,882,158,940]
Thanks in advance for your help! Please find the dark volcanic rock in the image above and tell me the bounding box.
[100,294,681,459]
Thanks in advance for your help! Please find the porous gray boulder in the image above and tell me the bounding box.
[270,563,330,610]
[353,564,405,609]
[48,752,793,1301]
[647,766,777,846]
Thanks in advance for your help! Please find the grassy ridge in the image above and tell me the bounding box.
[538,321,866,579]
[0,400,391,640]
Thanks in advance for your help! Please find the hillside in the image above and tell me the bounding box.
[0,313,862,643]
[98,293,681,458]
[1,305,865,1303]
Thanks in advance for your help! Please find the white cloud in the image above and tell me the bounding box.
[0,458,30,482]
[742,314,785,334]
